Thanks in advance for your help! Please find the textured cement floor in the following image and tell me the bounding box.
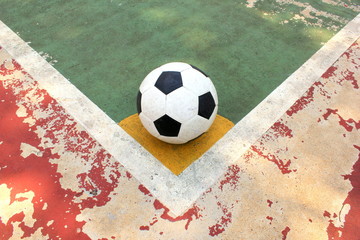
[0,23,359,240]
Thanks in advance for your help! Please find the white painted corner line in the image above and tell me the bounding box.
[0,14,359,216]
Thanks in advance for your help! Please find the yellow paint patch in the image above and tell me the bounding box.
[119,114,234,175]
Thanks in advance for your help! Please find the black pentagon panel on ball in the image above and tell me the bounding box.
[154,115,181,137]
[190,64,209,78]
[136,91,142,114]
[155,71,183,94]
[198,92,216,119]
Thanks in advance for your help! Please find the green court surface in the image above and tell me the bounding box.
[0,0,358,123]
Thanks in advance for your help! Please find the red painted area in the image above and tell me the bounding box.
[285,42,359,118]
[139,225,150,231]
[0,59,22,76]
[323,211,331,218]
[344,42,358,60]
[325,211,342,239]
[326,146,360,239]
[270,121,293,138]
[209,223,225,237]
[219,165,241,191]
[314,81,331,99]
[251,146,295,174]
[0,81,90,239]
[323,108,360,132]
[208,202,233,237]
[339,145,360,239]
[243,150,255,163]
[281,226,290,240]
[138,184,153,197]
[0,213,25,239]
[266,216,273,224]
[340,70,359,89]
[321,66,338,79]
[267,199,273,207]
[286,86,315,116]
[0,59,122,239]
[138,183,203,231]
[327,223,342,239]
[153,200,201,230]
[150,219,158,226]
[126,171,132,179]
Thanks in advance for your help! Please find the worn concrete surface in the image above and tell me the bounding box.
[0,15,358,217]
[0,29,359,240]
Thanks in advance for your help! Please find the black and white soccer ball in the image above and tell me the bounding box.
[137,62,218,144]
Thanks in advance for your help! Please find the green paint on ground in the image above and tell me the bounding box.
[0,0,358,123]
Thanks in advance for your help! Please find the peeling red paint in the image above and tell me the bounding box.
[339,145,360,239]
[270,121,293,138]
[138,184,153,197]
[340,70,359,89]
[281,226,290,240]
[0,58,122,239]
[314,81,331,99]
[0,59,22,76]
[208,201,233,237]
[326,221,342,239]
[0,81,90,239]
[219,165,241,191]
[243,150,255,163]
[266,216,273,224]
[325,211,342,239]
[323,108,360,132]
[326,146,360,239]
[126,171,132,179]
[251,146,295,174]
[321,66,337,79]
[286,86,315,117]
[323,210,331,218]
[139,225,150,231]
[150,218,158,226]
[153,200,201,230]
[139,216,159,231]
[204,187,213,194]
[0,27,358,240]
[209,223,225,237]
[285,42,359,118]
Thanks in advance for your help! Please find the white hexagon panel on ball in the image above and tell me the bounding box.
[137,62,218,144]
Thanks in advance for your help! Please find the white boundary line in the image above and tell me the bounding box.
[0,14,359,216]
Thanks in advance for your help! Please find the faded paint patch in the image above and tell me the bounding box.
[243,0,358,31]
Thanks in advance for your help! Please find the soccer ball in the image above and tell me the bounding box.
[137,62,218,144]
